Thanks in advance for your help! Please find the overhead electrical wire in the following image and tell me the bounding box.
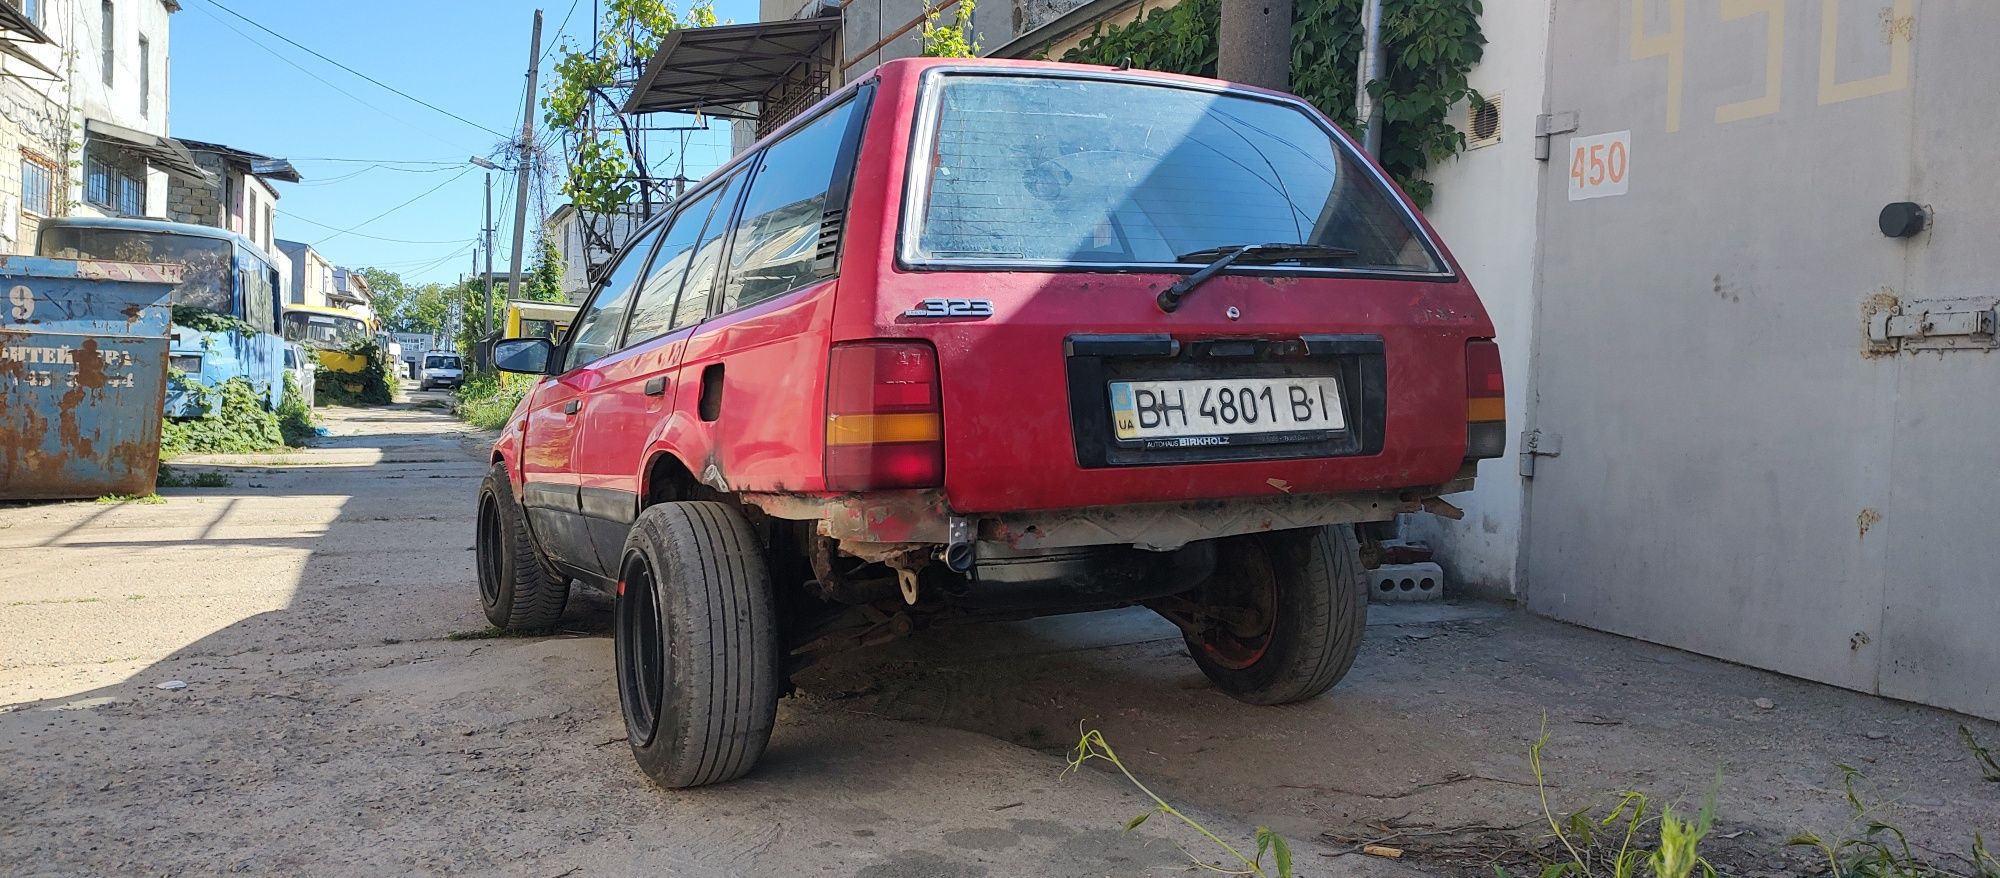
[277,209,470,245]
[192,0,511,140]
[186,4,477,154]
[311,166,477,247]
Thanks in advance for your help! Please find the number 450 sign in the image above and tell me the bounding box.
[1567,130,1630,201]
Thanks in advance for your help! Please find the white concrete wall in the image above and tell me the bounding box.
[1402,1,1552,598]
[71,0,171,137]
[66,0,174,219]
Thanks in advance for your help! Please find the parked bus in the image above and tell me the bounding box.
[504,299,578,341]
[280,304,376,374]
[37,216,289,416]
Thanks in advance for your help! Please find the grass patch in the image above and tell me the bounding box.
[453,371,529,432]
[96,493,165,505]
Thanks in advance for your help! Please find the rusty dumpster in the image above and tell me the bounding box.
[0,257,184,500]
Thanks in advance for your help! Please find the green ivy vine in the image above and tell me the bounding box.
[1059,0,1484,205]
[921,0,981,57]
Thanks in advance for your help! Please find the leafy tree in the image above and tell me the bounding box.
[357,267,417,332]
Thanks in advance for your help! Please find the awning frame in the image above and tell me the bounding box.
[85,120,213,182]
[620,16,840,119]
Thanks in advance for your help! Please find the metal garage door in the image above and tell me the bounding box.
[1523,0,1996,718]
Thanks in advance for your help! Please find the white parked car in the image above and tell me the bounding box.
[418,353,464,391]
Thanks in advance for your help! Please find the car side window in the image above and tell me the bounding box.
[564,225,664,369]
[672,171,748,329]
[721,98,858,311]
[623,183,728,344]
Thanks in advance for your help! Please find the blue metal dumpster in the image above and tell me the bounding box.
[0,257,184,500]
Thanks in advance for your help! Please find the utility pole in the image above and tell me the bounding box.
[1355,0,1387,157]
[504,9,543,306]
[1217,0,1292,90]
[483,172,496,336]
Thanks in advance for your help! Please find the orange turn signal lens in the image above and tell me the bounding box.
[1466,397,1506,423]
[825,412,941,446]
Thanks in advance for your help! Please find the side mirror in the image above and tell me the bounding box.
[493,337,555,375]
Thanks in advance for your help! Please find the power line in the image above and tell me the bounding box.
[277,209,470,245]
[289,156,463,165]
[193,0,510,140]
[311,166,477,247]
[295,164,465,187]
[186,4,475,154]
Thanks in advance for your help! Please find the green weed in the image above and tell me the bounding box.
[1961,726,2000,783]
[1069,728,1295,877]
[1788,765,1998,878]
[95,493,165,505]
[1503,720,1719,878]
[454,371,529,431]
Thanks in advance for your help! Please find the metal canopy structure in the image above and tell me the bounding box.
[0,4,54,46]
[85,120,212,181]
[175,137,305,183]
[621,16,839,124]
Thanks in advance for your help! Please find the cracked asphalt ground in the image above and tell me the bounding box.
[3,393,1996,877]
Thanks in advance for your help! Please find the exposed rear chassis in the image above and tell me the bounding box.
[742,463,1476,553]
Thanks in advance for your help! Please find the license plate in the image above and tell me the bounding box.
[1110,377,1345,443]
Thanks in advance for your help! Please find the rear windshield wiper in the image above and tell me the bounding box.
[1156,243,1360,313]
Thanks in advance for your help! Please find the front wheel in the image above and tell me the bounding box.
[1179,525,1367,705]
[616,501,779,788]
[475,463,569,630]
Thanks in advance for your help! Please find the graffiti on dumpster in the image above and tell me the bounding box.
[1,339,141,389]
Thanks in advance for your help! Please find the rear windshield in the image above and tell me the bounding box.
[426,355,461,369]
[909,74,1442,273]
[40,226,236,311]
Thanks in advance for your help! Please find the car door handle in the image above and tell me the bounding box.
[563,399,580,415]
[643,376,667,397]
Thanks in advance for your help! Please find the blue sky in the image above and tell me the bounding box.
[168,0,759,285]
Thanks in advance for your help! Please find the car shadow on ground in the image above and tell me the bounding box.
[0,404,1212,878]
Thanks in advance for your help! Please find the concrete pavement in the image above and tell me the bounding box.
[2,392,1996,877]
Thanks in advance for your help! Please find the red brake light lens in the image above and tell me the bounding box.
[1465,339,1506,459]
[826,341,942,490]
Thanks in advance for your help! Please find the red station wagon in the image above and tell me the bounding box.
[477,57,1504,788]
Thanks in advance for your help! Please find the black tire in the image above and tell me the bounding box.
[419,381,431,391]
[475,463,569,630]
[1183,524,1367,705]
[616,501,779,788]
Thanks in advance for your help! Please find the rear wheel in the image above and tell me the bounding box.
[475,463,569,630]
[616,501,779,788]
[1181,525,1367,705]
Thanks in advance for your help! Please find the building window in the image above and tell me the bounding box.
[116,172,142,216]
[138,36,150,117]
[20,153,55,217]
[100,1,114,86]
[85,157,111,208]
[262,203,274,248]
[22,0,41,26]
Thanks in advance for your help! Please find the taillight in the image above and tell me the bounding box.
[1465,339,1506,459]
[825,341,943,490]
